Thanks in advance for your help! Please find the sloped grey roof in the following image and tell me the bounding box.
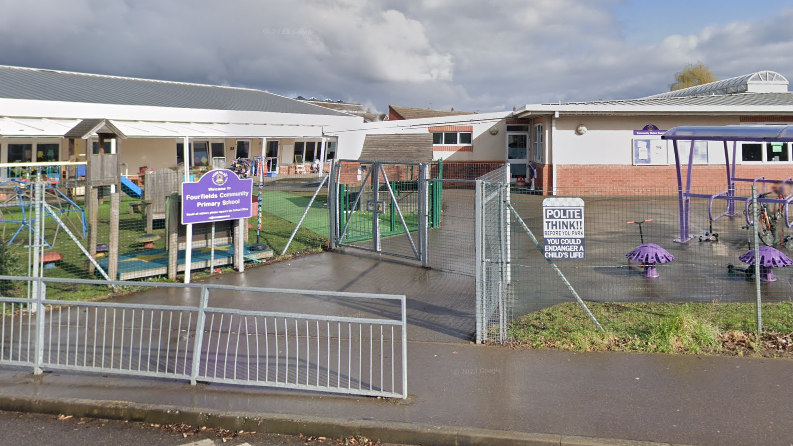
[0,65,347,116]
[360,134,433,162]
[64,119,126,139]
[543,92,793,108]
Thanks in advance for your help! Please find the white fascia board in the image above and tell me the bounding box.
[324,110,512,135]
[517,103,793,116]
[0,98,362,127]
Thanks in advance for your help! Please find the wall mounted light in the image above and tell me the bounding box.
[489,126,499,135]
[575,124,588,135]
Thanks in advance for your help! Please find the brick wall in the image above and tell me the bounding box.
[554,164,793,193]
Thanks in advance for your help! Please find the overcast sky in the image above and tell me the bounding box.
[0,0,792,113]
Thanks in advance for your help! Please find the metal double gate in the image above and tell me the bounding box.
[0,276,408,399]
[329,160,430,266]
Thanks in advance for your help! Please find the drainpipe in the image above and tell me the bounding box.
[551,111,558,195]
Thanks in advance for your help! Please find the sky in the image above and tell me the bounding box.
[0,0,792,113]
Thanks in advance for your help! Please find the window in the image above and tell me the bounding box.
[92,140,113,155]
[36,143,59,162]
[8,144,32,163]
[534,124,544,162]
[431,131,473,145]
[176,142,187,165]
[507,125,529,132]
[507,134,528,160]
[192,141,209,166]
[236,140,250,159]
[211,142,225,159]
[266,141,279,158]
[293,141,319,163]
[767,142,789,162]
[325,141,337,160]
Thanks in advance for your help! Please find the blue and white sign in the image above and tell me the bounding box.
[542,197,585,260]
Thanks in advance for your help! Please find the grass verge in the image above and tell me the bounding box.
[506,301,793,358]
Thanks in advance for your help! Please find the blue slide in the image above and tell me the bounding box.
[120,175,142,198]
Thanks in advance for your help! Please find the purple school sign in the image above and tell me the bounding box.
[182,169,253,224]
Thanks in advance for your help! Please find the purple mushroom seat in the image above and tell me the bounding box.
[626,243,674,278]
[738,246,793,282]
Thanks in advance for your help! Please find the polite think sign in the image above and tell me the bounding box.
[542,197,585,260]
[182,169,253,224]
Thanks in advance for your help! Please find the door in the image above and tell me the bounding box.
[265,140,279,173]
[506,132,529,181]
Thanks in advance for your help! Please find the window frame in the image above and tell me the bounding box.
[533,124,544,163]
[740,141,793,164]
[431,131,473,146]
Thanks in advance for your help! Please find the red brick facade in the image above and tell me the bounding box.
[554,164,793,193]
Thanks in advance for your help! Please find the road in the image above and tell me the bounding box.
[0,410,397,446]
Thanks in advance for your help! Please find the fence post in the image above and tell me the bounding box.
[190,286,209,385]
[33,279,45,375]
[418,163,429,267]
[401,295,408,399]
[474,180,483,344]
[752,184,762,335]
[328,161,337,250]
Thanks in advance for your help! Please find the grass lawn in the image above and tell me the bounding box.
[264,190,329,236]
[507,301,793,357]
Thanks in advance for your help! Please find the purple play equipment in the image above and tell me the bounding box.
[626,244,674,278]
[625,219,674,278]
[737,246,793,282]
[662,125,793,243]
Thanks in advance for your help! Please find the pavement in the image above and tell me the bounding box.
[4,252,793,445]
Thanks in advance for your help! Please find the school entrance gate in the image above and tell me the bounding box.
[329,160,437,265]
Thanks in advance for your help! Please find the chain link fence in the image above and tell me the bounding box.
[478,179,793,349]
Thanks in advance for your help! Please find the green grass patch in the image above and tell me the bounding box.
[508,301,793,357]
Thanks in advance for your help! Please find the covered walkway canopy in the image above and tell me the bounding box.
[662,125,793,243]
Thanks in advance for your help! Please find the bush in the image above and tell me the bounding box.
[0,240,20,293]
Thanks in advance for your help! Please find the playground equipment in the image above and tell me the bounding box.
[662,125,793,243]
[625,219,674,278]
[729,246,793,282]
[0,178,87,245]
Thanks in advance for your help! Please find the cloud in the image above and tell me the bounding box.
[0,0,790,112]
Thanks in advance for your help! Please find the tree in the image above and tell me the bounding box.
[670,62,717,91]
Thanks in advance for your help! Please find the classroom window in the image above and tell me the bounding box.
[193,141,209,166]
[742,143,762,162]
[325,141,337,160]
[304,141,317,162]
[766,142,789,162]
[210,142,225,158]
[533,124,544,162]
[266,141,279,158]
[36,143,59,162]
[236,140,250,158]
[431,131,472,145]
[8,144,32,163]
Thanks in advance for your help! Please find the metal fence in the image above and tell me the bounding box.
[0,276,407,399]
[476,177,793,344]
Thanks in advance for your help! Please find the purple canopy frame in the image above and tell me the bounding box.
[662,125,793,243]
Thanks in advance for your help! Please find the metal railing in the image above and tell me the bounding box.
[0,276,407,399]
